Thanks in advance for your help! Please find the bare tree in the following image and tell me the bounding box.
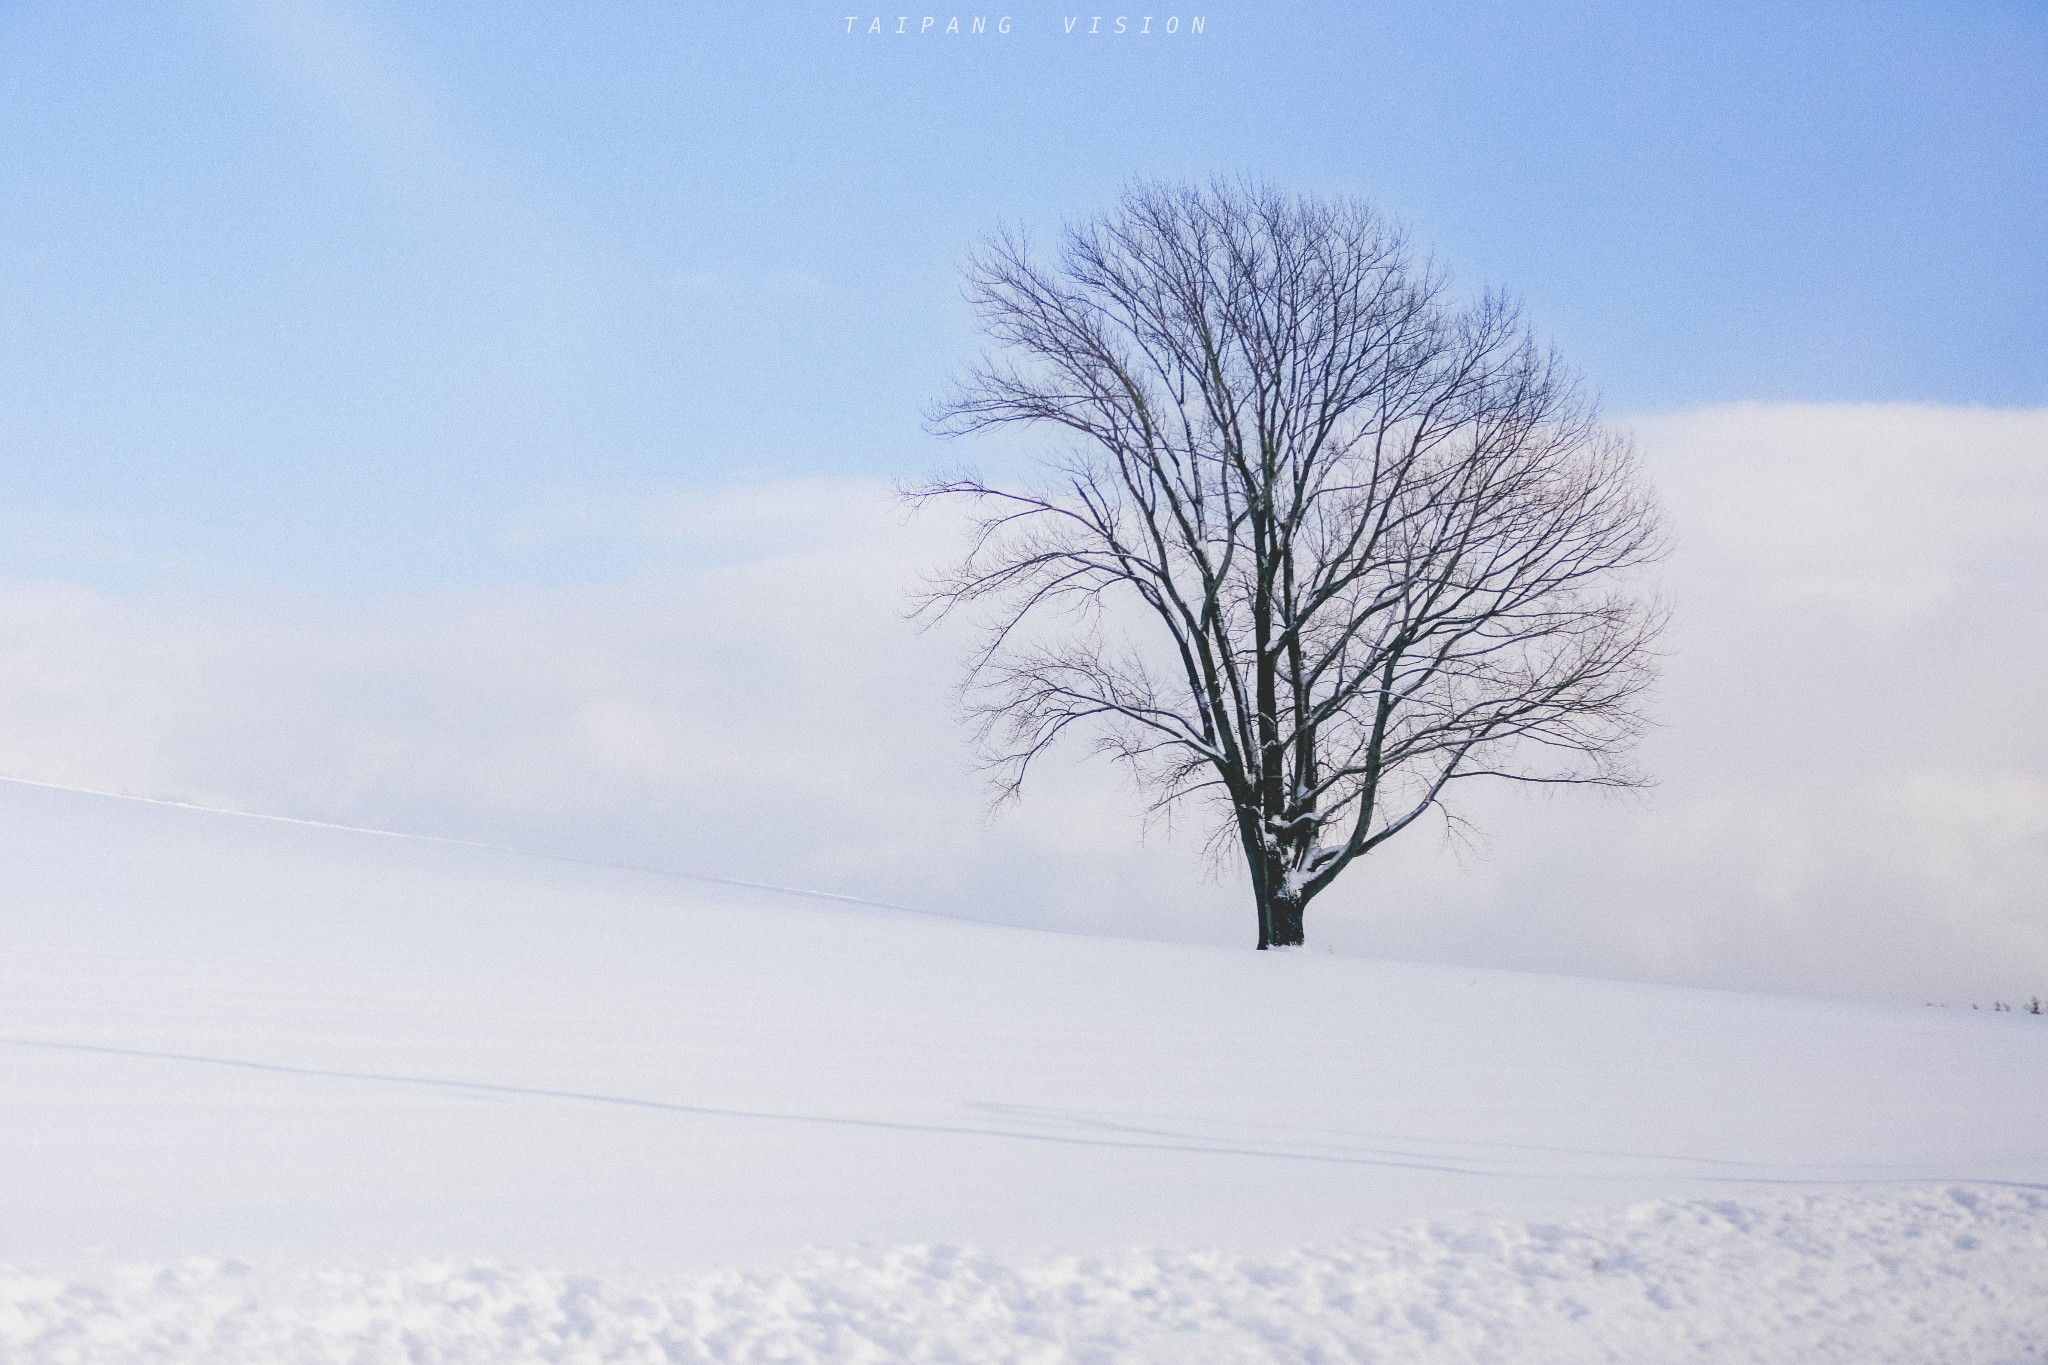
[912,182,1665,949]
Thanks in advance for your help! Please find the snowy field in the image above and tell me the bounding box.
[3,777,2045,1362]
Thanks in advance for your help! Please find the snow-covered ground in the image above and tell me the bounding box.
[3,776,2045,1362]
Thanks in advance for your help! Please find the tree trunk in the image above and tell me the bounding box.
[1266,891,1306,947]
[1249,841,1307,949]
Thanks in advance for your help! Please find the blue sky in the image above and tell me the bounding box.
[2,1,2042,594]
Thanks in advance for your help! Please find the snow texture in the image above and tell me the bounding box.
[4,1186,2045,1363]
[3,777,2047,1361]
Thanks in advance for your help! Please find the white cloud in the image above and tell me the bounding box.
[0,405,2042,1003]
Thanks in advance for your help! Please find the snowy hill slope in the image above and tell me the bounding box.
[2,776,2045,1362]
